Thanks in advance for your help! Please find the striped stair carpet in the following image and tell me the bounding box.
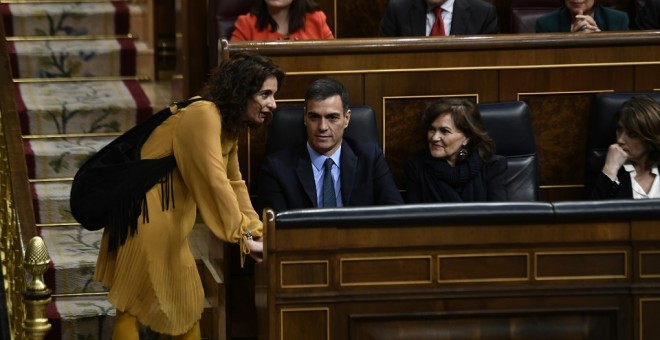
[2,1,156,339]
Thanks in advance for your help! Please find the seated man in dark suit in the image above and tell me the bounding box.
[379,0,499,37]
[258,78,404,211]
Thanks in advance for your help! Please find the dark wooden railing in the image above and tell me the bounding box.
[0,10,40,340]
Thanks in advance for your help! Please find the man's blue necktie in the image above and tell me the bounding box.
[322,158,336,207]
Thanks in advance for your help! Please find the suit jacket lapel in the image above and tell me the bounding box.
[340,140,357,205]
[295,146,318,207]
[411,0,428,36]
[451,0,470,35]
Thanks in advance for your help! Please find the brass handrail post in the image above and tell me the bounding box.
[22,237,52,340]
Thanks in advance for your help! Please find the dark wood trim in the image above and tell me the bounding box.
[179,0,210,98]
[222,31,660,56]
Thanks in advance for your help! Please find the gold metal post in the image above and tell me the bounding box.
[22,236,52,340]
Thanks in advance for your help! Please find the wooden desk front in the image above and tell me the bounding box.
[256,201,660,339]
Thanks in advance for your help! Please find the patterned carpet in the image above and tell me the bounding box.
[2,1,155,339]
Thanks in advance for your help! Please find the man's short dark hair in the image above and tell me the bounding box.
[305,78,350,114]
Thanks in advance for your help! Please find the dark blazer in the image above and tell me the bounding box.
[405,153,508,203]
[637,0,660,29]
[258,138,404,212]
[585,155,633,199]
[535,6,629,33]
[379,0,499,37]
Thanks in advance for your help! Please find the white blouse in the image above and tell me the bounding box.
[623,164,660,199]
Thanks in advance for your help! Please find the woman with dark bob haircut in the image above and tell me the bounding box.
[231,0,334,41]
[405,98,508,203]
[586,95,660,199]
[93,52,285,339]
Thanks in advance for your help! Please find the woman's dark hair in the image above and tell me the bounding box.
[200,52,285,137]
[614,95,660,168]
[421,98,496,162]
[252,0,321,36]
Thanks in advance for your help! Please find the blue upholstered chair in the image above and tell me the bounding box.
[265,105,380,155]
[479,101,540,201]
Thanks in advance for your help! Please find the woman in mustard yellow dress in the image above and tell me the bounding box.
[93,52,285,339]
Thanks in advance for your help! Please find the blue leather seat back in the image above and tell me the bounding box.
[216,0,255,39]
[479,101,539,201]
[266,105,380,155]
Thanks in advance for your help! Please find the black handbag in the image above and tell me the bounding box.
[70,98,206,250]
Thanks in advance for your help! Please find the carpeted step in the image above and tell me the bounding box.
[24,136,115,180]
[15,80,152,136]
[39,226,106,295]
[45,295,115,340]
[39,226,213,339]
[6,1,161,339]
[2,2,140,37]
[31,181,75,225]
[8,38,151,79]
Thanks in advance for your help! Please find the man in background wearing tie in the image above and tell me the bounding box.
[379,0,499,37]
[258,78,403,212]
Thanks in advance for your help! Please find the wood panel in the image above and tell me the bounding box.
[640,299,660,340]
[221,32,660,200]
[335,0,388,38]
[255,202,660,339]
[349,309,617,340]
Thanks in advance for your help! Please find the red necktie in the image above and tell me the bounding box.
[431,7,446,36]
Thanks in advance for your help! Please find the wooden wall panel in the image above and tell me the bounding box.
[281,308,330,340]
[255,204,660,339]
[499,66,635,199]
[226,35,660,200]
[316,0,336,36]
[535,251,628,280]
[335,0,388,38]
[636,65,660,91]
[498,67,635,100]
[521,93,593,185]
[280,260,329,288]
[350,310,616,340]
[639,251,660,279]
[438,253,528,283]
[340,256,433,286]
[640,299,660,340]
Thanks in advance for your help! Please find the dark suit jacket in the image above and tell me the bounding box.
[535,6,629,33]
[379,0,499,37]
[258,138,404,212]
[585,155,633,199]
[637,0,660,29]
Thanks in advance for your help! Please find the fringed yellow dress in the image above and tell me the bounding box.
[94,100,262,335]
